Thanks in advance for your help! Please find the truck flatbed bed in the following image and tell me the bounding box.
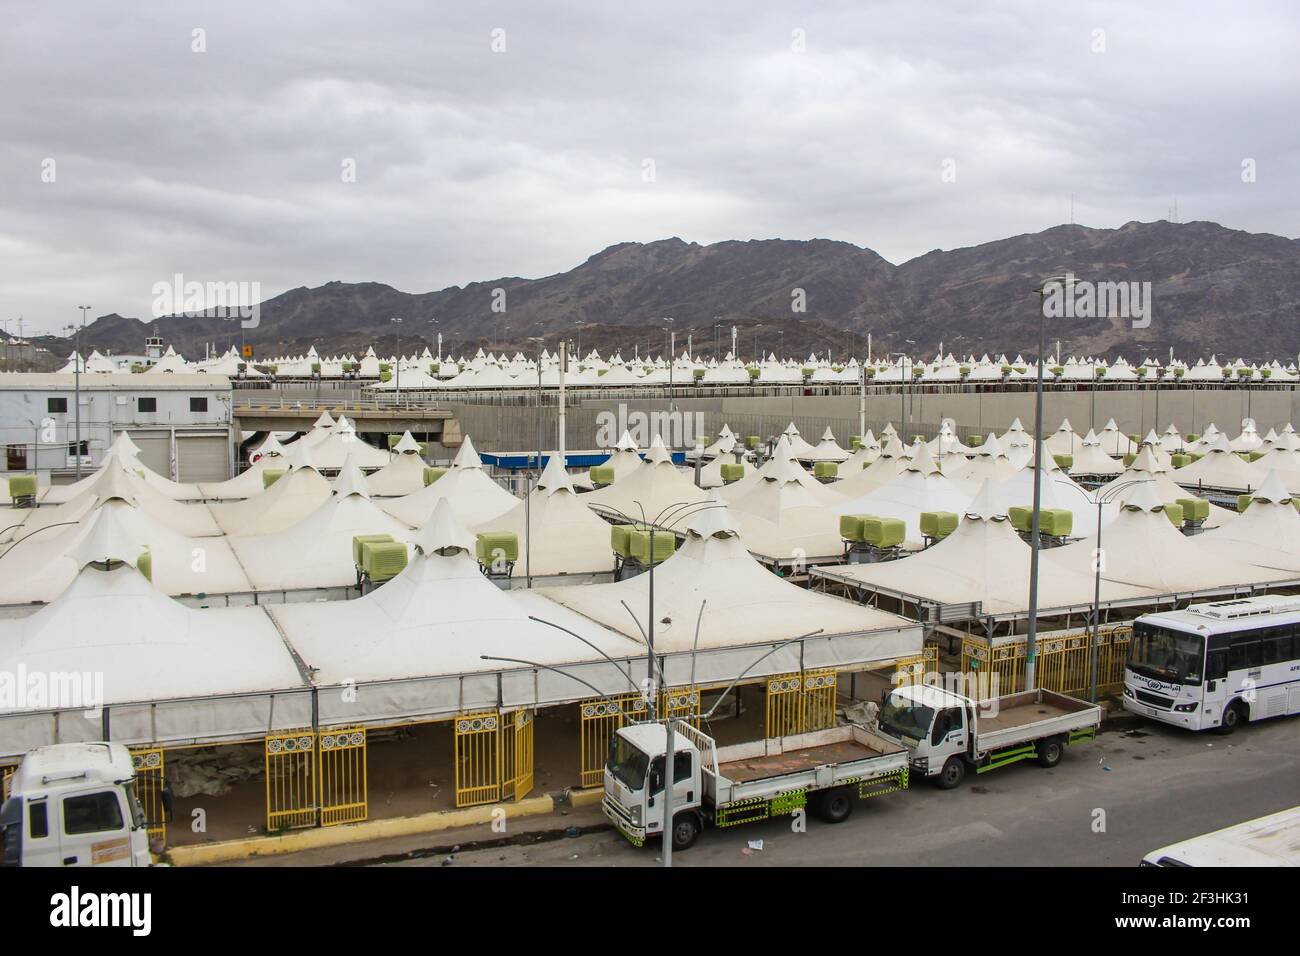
[719,739,883,783]
[976,699,1076,733]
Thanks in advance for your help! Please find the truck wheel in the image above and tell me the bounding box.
[817,788,854,824]
[935,757,965,790]
[1036,736,1065,768]
[670,813,701,851]
[1215,701,1243,736]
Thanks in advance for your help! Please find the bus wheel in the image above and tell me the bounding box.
[935,757,966,790]
[818,787,854,824]
[1216,701,1243,736]
[671,813,701,851]
[1036,736,1065,768]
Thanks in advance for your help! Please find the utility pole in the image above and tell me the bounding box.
[75,306,91,478]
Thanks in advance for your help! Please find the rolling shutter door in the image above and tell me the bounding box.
[124,430,172,478]
[177,433,230,483]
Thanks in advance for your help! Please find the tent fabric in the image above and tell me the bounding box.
[365,450,429,497]
[834,444,973,547]
[538,501,921,673]
[1096,447,1237,529]
[582,435,709,521]
[723,462,844,562]
[824,481,1152,615]
[573,431,644,490]
[1198,472,1300,573]
[0,498,250,604]
[1172,435,1260,492]
[208,463,333,536]
[378,436,519,527]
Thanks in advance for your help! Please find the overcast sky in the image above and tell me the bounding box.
[3,0,1297,336]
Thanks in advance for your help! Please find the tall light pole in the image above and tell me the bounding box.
[663,318,675,414]
[1026,275,1069,691]
[753,324,762,364]
[390,316,403,406]
[75,306,91,478]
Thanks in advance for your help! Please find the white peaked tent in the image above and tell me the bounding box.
[949,434,1019,493]
[198,436,289,500]
[379,436,518,527]
[1070,430,1126,477]
[366,432,429,497]
[1229,419,1265,452]
[1045,482,1291,593]
[1248,435,1300,494]
[1096,446,1235,529]
[1173,434,1259,492]
[0,496,250,605]
[1158,425,1186,455]
[831,435,911,499]
[208,449,332,536]
[996,458,1116,538]
[818,480,1151,615]
[0,551,305,753]
[228,458,414,592]
[781,423,821,462]
[841,429,881,471]
[723,454,844,564]
[807,427,851,463]
[143,345,192,374]
[538,497,922,678]
[1200,472,1300,573]
[1096,419,1135,457]
[41,435,202,504]
[583,435,709,520]
[688,425,737,461]
[999,418,1034,470]
[1043,419,1080,456]
[300,417,392,470]
[268,500,643,725]
[471,455,615,580]
[574,430,644,491]
[696,451,745,489]
[834,444,973,548]
[5,460,219,544]
[723,434,841,504]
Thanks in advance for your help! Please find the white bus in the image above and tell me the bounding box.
[1142,805,1300,866]
[1123,595,1300,733]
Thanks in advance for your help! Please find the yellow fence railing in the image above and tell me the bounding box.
[577,688,701,789]
[319,728,368,827]
[128,748,166,844]
[962,625,1133,698]
[764,669,838,739]
[453,710,536,807]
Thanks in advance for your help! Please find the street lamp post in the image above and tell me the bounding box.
[75,306,91,479]
[390,316,403,406]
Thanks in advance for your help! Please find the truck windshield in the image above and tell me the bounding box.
[879,693,934,742]
[607,736,649,790]
[1128,624,1204,686]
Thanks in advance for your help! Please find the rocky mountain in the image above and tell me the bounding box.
[45,220,1300,363]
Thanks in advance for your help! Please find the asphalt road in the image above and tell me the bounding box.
[388,716,1300,867]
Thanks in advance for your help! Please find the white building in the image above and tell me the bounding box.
[0,373,234,484]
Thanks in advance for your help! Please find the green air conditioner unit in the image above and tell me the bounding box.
[720,463,744,483]
[360,540,408,583]
[628,528,675,564]
[919,511,959,541]
[1247,451,1266,462]
[475,532,519,565]
[1040,509,1073,537]
[692,368,705,381]
[967,435,983,447]
[1185,433,1200,443]
[1161,503,1184,526]
[813,461,838,479]
[590,465,615,487]
[849,435,863,450]
[1176,497,1209,523]
[1127,434,1141,445]
[1170,454,1191,469]
[1052,454,1073,470]
[611,524,634,557]
[1237,494,1253,513]
[379,369,392,382]
[387,434,402,449]
[136,550,152,582]
[1122,453,1138,467]
[839,514,872,542]
[353,533,395,567]
[1008,506,1032,532]
[747,367,760,380]
[745,435,761,450]
[423,467,447,486]
[262,469,285,488]
[7,475,37,499]
[862,516,906,549]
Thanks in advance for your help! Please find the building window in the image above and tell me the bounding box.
[138,397,158,413]
[47,397,68,413]
[189,397,208,413]
[67,440,88,457]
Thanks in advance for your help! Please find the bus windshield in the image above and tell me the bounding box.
[1128,623,1204,686]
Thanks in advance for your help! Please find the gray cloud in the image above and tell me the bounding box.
[2,0,1296,335]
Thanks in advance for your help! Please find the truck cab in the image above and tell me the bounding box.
[0,742,158,868]
[877,683,974,783]
[603,723,703,849]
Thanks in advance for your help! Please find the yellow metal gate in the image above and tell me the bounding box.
[765,669,838,738]
[318,727,368,827]
[501,710,535,802]
[1,764,16,800]
[265,730,317,831]
[962,625,1134,698]
[454,712,502,807]
[128,747,166,844]
[894,646,940,685]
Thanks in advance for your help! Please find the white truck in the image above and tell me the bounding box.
[603,720,911,850]
[0,742,168,868]
[876,684,1102,789]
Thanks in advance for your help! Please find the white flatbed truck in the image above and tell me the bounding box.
[603,721,910,850]
[0,742,169,867]
[877,684,1102,789]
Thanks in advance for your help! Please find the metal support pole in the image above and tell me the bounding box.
[1026,299,1047,692]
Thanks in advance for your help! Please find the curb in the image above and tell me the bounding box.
[167,789,605,866]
